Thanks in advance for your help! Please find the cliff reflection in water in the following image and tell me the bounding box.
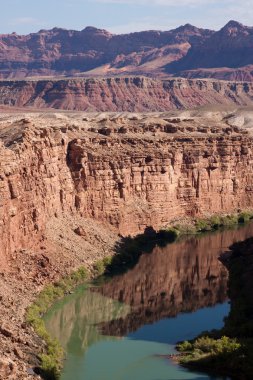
[96,224,253,337]
[44,223,253,357]
[44,289,130,354]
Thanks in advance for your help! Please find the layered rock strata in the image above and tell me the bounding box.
[1,77,253,111]
[1,111,253,266]
[1,109,253,378]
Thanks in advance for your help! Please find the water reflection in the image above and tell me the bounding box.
[45,289,130,354]
[96,225,253,336]
[44,223,253,380]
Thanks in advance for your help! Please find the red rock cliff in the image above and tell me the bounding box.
[1,112,253,268]
[1,77,253,111]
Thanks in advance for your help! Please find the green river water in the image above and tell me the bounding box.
[44,222,253,380]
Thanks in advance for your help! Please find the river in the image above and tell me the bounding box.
[44,222,253,380]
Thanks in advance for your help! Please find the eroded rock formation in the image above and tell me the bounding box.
[1,110,253,267]
[1,77,253,111]
[1,109,253,378]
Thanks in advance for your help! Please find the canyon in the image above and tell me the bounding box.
[2,109,253,263]
[2,20,253,115]
[1,108,253,378]
[1,14,253,380]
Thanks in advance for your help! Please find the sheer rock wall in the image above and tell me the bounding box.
[1,113,253,267]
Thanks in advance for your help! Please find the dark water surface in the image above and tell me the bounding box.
[44,223,253,380]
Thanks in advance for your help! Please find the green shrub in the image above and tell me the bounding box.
[177,340,193,352]
[238,212,253,224]
[102,256,113,267]
[194,211,253,233]
[195,219,212,232]
[94,260,106,275]
[40,353,61,380]
[70,266,88,283]
[174,224,197,234]
[210,216,221,229]
[178,336,241,363]
[214,336,241,354]
[220,215,238,227]
[194,336,218,353]
[193,336,241,355]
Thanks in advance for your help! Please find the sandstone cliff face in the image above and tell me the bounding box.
[1,110,253,378]
[1,77,253,111]
[1,111,253,268]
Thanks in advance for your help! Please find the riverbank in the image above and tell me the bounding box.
[26,211,253,379]
[0,216,120,380]
[25,227,181,379]
[176,235,253,380]
[2,110,253,379]
[1,210,253,379]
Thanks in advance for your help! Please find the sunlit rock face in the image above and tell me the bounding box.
[1,111,253,268]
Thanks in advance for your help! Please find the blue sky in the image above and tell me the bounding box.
[1,0,253,35]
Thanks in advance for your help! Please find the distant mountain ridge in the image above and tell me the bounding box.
[1,21,253,81]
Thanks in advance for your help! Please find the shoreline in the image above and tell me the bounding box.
[27,211,253,380]
[175,234,253,380]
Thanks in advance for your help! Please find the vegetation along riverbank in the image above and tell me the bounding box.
[177,234,253,379]
[26,211,253,379]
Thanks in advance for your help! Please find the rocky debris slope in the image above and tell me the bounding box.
[0,213,119,379]
[1,108,253,378]
[1,77,253,112]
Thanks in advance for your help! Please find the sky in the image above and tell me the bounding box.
[1,0,253,35]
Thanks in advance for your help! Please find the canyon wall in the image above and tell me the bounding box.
[1,77,253,111]
[1,112,253,269]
